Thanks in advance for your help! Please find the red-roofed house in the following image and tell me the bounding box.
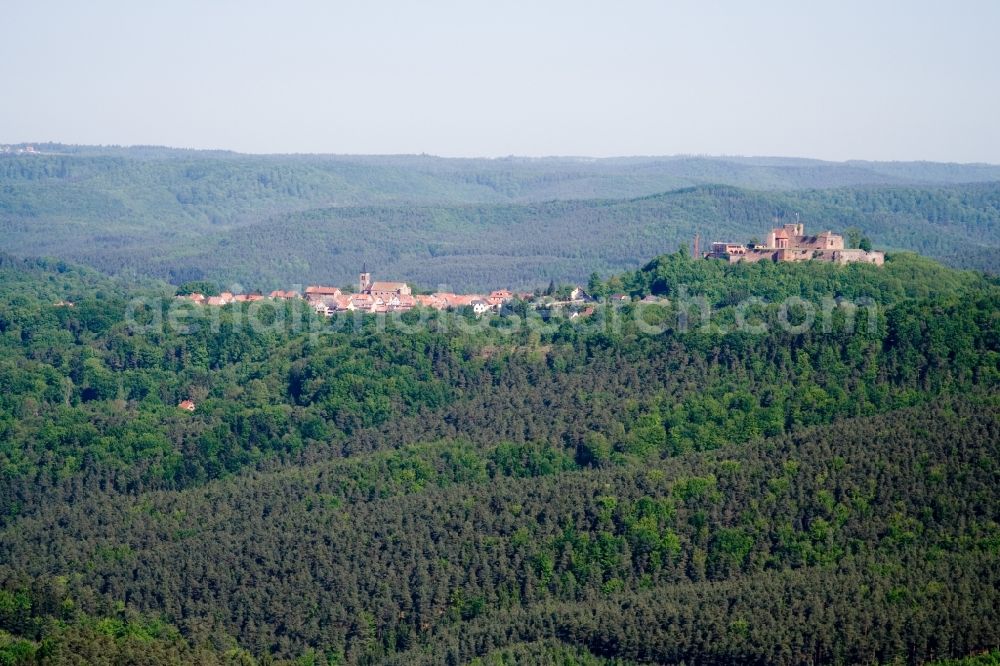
[415,294,447,310]
[351,293,375,311]
[332,294,354,311]
[444,294,479,308]
[305,286,342,303]
[488,290,513,309]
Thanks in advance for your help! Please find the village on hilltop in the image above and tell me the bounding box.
[179,266,553,316]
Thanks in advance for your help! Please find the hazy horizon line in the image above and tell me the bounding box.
[4,141,1000,167]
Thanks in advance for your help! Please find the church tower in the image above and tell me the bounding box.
[359,264,372,293]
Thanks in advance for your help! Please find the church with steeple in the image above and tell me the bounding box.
[359,265,411,299]
[359,264,372,293]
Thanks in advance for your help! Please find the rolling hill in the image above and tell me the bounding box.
[0,251,997,663]
[2,147,1000,290]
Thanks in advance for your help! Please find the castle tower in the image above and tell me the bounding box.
[359,264,372,293]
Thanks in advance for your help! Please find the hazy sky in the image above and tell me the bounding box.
[3,0,998,161]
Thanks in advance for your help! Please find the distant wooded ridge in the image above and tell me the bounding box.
[5,143,1000,172]
[2,145,998,290]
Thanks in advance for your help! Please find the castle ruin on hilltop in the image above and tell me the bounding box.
[706,222,884,265]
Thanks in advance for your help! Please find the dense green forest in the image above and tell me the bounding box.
[2,148,999,290]
[0,248,997,663]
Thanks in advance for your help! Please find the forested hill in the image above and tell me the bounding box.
[0,251,998,663]
[170,183,998,290]
[3,146,1000,289]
